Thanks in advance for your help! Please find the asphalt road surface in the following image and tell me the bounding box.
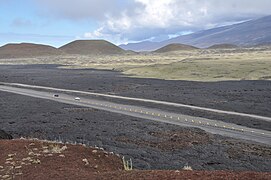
[2,82,271,122]
[0,84,270,145]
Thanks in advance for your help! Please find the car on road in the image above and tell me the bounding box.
[54,94,59,97]
[75,97,80,101]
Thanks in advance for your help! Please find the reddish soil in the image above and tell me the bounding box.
[0,139,123,180]
[0,139,270,180]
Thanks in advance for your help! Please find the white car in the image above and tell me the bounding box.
[75,97,80,101]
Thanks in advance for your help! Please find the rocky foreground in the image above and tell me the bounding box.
[0,138,270,180]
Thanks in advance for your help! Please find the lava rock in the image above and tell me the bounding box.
[0,130,13,139]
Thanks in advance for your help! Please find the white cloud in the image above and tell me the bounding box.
[134,0,175,27]
[32,0,271,44]
[83,27,128,45]
[84,27,104,39]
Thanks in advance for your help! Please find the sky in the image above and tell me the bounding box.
[0,0,271,47]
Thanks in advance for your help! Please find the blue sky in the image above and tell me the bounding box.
[1,0,271,47]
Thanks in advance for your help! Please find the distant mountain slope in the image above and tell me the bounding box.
[60,40,125,55]
[207,44,239,49]
[154,43,199,53]
[119,41,161,52]
[120,15,271,51]
[0,43,61,59]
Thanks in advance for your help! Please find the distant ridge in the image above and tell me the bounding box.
[207,44,239,49]
[120,15,271,51]
[254,42,271,47]
[119,41,159,52]
[154,43,199,53]
[0,43,61,59]
[60,40,125,55]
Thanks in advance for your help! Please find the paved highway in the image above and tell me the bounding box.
[0,84,270,145]
[1,82,271,122]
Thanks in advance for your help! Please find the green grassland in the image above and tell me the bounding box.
[1,48,271,81]
[123,56,271,81]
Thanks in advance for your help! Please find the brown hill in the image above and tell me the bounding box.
[60,40,125,55]
[207,44,239,49]
[0,43,61,59]
[154,43,199,53]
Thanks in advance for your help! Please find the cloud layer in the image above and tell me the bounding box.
[27,0,271,44]
[33,0,131,20]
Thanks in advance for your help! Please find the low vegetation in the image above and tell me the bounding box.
[154,43,199,53]
[0,47,270,81]
[124,55,271,81]
[182,165,193,171]
[122,157,133,171]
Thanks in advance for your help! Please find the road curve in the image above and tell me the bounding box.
[1,82,271,122]
[0,85,270,145]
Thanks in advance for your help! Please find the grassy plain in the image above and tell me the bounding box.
[1,47,271,81]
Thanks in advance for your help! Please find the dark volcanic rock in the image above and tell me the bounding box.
[0,130,12,139]
[0,64,270,171]
[0,64,270,131]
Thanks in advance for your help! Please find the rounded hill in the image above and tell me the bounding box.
[0,43,61,59]
[154,43,199,53]
[207,44,239,49]
[59,40,125,55]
